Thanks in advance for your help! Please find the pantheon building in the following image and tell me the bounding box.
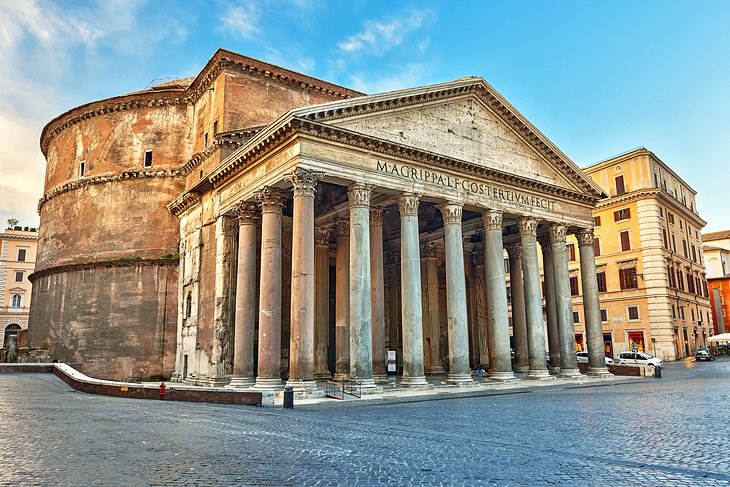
[30,49,610,389]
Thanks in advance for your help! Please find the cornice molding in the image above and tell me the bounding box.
[39,169,182,215]
[40,91,186,156]
[29,257,179,283]
[594,188,707,227]
[209,117,600,205]
[168,192,201,217]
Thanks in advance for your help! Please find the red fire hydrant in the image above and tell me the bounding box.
[159,382,166,400]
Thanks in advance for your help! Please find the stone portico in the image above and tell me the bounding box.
[169,78,612,392]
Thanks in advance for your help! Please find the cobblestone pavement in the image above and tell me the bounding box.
[1,359,729,486]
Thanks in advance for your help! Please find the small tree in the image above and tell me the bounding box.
[7,218,18,229]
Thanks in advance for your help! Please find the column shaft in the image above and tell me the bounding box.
[577,230,611,377]
[348,183,377,391]
[287,169,323,392]
[539,237,561,373]
[334,220,350,381]
[473,241,490,368]
[398,194,429,387]
[439,203,474,385]
[230,203,258,387]
[550,224,581,377]
[254,187,287,389]
[210,214,238,386]
[370,207,388,383]
[314,227,332,379]
[421,242,443,374]
[506,243,529,373]
[483,210,516,381]
[519,218,551,379]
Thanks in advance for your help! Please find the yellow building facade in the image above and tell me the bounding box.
[0,225,38,350]
[568,149,711,361]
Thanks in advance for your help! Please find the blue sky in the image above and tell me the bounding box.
[1,0,728,231]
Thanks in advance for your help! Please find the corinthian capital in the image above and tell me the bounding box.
[347,182,373,208]
[437,202,463,225]
[254,187,288,214]
[482,210,503,231]
[287,168,324,198]
[335,219,349,238]
[575,229,595,247]
[518,217,538,237]
[315,226,332,246]
[235,201,259,225]
[505,242,523,261]
[370,206,387,226]
[548,223,567,244]
[420,241,439,259]
[398,193,420,216]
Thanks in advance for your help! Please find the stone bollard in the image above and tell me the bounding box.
[283,385,294,409]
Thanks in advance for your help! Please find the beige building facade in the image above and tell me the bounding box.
[1,225,38,351]
[567,149,712,361]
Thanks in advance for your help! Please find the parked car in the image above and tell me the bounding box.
[576,351,614,365]
[695,349,716,361]
[618,351,663,368]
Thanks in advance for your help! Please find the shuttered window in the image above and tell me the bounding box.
[620,231,631,251]
[615,175,626,195]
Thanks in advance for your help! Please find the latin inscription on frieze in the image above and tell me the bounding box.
[376,161,556,211]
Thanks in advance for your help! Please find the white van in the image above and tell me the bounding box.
[618,351,662,368]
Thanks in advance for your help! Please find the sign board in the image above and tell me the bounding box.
[387,350,397,373]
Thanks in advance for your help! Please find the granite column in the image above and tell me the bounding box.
[550,224,581,378]
[506,243,529,373]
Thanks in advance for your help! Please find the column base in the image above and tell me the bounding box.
[426,366,446,375]
[227,376,255,388]
[170,372,182,382]
[373,374,390,384]
[314,372,333,380]
[351,378,382,394]
[446,373,478,386]
[586,366,613,378]
[285,379,318,394]
[253,378,284,390]
[548,365,561,375]
[489,371,518,381]
[514,364,530,373]
[333,373,349,382]
[558,368,583,379]
[208,375,231,388]
[525,369,555,380]
[396,376,434,389]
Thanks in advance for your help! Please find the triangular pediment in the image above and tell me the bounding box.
[290,79,605,199]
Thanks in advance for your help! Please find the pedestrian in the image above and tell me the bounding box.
[159,382,166,400]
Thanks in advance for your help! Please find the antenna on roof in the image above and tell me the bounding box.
[144,77,178,89]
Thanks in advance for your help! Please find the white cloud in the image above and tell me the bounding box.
[221,3,261,39]
[338,10,434,54]
[348,63,427,94]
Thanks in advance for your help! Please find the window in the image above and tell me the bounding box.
[597,271,607,293]
[615,175,626,195]
[594,216,601,227]
[570,276,579,296]
[620,231,631,252]
[687,271,695,294]
[593,238,601,257]
[671,305,676,319]
[204,131,209,148]
[691,309,695,321]
[627,305,640,321]
[619,267,638,290]
[614,208,631,221]
[504,258,509,275]
[667,266,675,288]
[600,309,608,322]
[567,243,576,261]
[144,150,153,168]
[672,234,677,252]
[3,324,20,348]
[79,160,86,177]
[691,245,697,263]
[17,248,26,262]
[10,294,21,308]
[506,285,512,304]
[654,173,659,188]
[662,229,668,249]
[679,306,685,319]
[573,311,580,323]
[682,240,688,258]
[659,207,664,218]
[14,271,23,283]
[213,120,219,135]
[668,212,675,224]
[185,292,192,319]
[680,220,683,230]
[677,269,685,291]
